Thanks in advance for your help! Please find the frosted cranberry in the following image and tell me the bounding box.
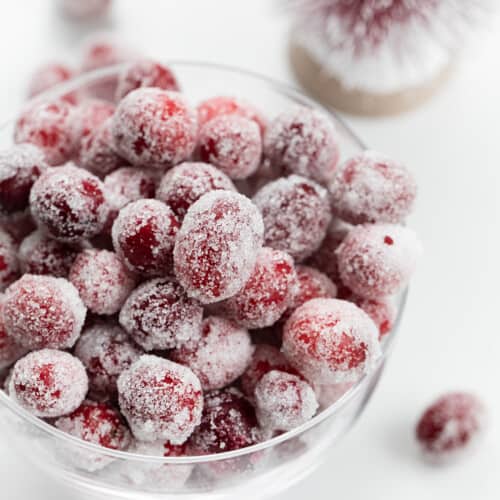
[71,99,115,150]
[119,278,202,352]
[117,355,203,443]
[30,165,110,242]
[316,381,353,408]
[330,150,417,224]
[0,229,19,292]
[14,100,75,166]
[264,106,339,185]
[74,323,142,400]
[116,59,179,101]
[171,316,254,391]
[27,63,78,104]
[112,199,180,276]
[69,249,136,315]
[188,387,260,454]
[105,167,157,208]
[0,144,47,214]
[352,295,397,339]
[9,349,88,417]
[3,274,86,350]
[126,440,193,489]
[241,344,296,398]
[197,96,267,136]
[336,224,421,299]
[416,392,486,462]
[218,247,298,329]
[58,0,112,20]
[0,210,36,243]
[79,118,123,177]
[112,88,197,168]
[55,400,131,471]
[156,162,236,219]
[255,371,318,431]
[174,191,264,304]
[0,296,27,370]
[253,175,331,261]
[282,298,380,384]
[198,115,262,180]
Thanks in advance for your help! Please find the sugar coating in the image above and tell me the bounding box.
[264,106,339,185]
[30,165,110,242]
[156,162,236,219]
[69,249,136,315]
[3,274,87,350]
[218,247,298,329]
[241,344,296,398]
[416,392,487,462]
[253,175,331,261]
[9,349,88,418]
[19,229,85,278]
[0,144,47,214]
[188,387,260,454]
[282,298,381,384]
[112,88,198,168]
[197,96,267,136]
[255,370,318,431]
[171,316,254,391]
[14,100,76,166]
[198,115,262,180]
[0,228,19,292]
[117,355,203,444]
[74,322,142,399]
[115,59,180,101]
[119,278,203,352]
[174,190,264,304]
[352,295,397,339]
[27,62,78,104]
[54,400,132,472]
[0,295,27,370]
[104,166,157,208]
[112,199,180,276]
[79,118,123,177]
[329,150,417,224]
[336,223,421,299]
[58,0,111,20]
[125,440,193,489]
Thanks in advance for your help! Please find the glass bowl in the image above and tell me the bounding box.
[0,62,406,500]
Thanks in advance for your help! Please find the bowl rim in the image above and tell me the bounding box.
[0,61,404,465]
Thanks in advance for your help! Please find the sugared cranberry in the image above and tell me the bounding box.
[197,96,267,136]
[330,150,417,224]
[218,247,297,329]
[416,392,486,462]
[0,229,19,292]
[264,106,339,185]
[316,381,353,408]
[0,210,37,243]
[3,274,86,350]
[27,62,78,104]
[198,115,262,180]
[74,322,142,400]
[58,0,112,20]
[0,144,47,214]
[117,355,203,443]
[241,344,296,398]
[156,162,236,219]
[352,295,397,339]
[171,316,254,391]
[255,370,318,431]
[253,175,331,261]
[174,191,264,304]
[336,224,421,299]
[112,88,197,168]
[282,298,380,384]
[0,296,27,370]
[54,400,131,471]
[112,199,180,276]
[9,349,88,417]
[14,100,76,166]
[30,165,110,242]
[69,249,136,315]
[115,59,180,101]
[105,166,157,208]
[119,277,202,352]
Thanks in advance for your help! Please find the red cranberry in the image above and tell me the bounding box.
[352,295,397,339]
[0,229,19,292]
[27,62,78,104]
[119,278,203,352]
[0,296,27,370]
[9,349,88,417]
[104,166,158,207]
[0,210,37,243]
[117,355,203,443]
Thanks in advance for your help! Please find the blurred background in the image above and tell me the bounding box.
[0,1,499,499]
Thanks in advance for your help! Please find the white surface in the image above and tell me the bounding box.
[1,1,499,499]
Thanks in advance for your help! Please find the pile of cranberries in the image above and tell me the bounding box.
[0,55,441,480]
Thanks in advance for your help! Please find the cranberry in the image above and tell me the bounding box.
[105,166,157,208]
[0,229,19,292]
[0,211,37,243]
[27,62,78,104]
[352,295,397,339]
[0,296,27,370]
